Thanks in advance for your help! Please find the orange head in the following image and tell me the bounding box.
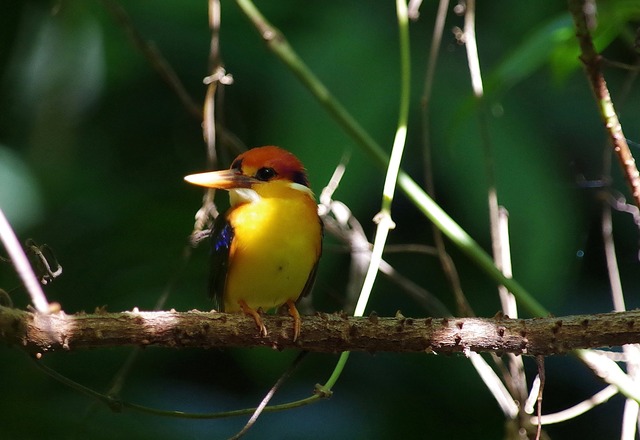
[184,146,311,191]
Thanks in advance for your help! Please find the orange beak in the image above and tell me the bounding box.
[184,169,257,190]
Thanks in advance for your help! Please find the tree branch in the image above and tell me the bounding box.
[3,305,640,356]
[568,0,640,208]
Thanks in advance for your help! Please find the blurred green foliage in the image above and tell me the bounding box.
[1,1,640,439]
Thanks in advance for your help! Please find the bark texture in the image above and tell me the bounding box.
[2,306,640,356]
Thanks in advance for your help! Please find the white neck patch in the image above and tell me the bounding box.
[228,182,313,206]
[288,182,315,198]
[229,188,260,206]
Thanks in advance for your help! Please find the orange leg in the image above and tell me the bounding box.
[286,299,301,342]
[238,300,267,337]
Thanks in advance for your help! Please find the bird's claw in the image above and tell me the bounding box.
[287,299,301,342]
[239,300,268,338]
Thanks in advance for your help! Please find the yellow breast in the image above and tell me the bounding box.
[223,181,322,312]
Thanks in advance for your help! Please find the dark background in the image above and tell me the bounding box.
[1,1,639,438]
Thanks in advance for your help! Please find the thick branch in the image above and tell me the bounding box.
[2,306,640,356]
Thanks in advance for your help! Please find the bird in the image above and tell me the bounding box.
[184,146,322,341]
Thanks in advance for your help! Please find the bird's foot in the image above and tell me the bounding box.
[238,300,267,337]
[286,300,301,342]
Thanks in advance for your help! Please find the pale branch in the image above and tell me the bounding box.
[2,305,640,356]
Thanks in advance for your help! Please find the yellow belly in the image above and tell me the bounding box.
[223,190,321,312]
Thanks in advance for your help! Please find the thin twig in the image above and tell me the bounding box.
[191,0,230,235]
[101,246,193,398]
[229,351,309,439]
[534,356,545,440]
[32,355,325,420]
[100,0,202,119]
[81,245,196,424]
[318,155,370,314]
[497,208,528,406]
[568,0,640,209]
[463,0,504,301]
[354,0,410,318]
[602,57,640,72]
[378,260,450,318]
[532,385,618,425]
[578,349,640,404]
[603,190,640,229]
[464,2,530,427]
[419,0,472,317]
[621,394,640,440]
[469,352,518,418]
[318,161,450,318]
[524,374,541,415]
[407,0,423,20]
[0,209,50,314]
[598,35,640,438]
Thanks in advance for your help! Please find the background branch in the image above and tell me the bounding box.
[568,0,640,208]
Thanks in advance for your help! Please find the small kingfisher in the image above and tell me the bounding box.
[184,146,322,341]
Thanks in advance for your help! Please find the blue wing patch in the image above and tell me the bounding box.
[209,214,234,311]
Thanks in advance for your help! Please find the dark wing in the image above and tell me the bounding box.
[209,213,234,311]
[299,216,323,299]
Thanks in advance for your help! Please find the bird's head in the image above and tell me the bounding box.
[184,146,314,205]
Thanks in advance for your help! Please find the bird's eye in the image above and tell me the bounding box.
[255,167,277,181]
